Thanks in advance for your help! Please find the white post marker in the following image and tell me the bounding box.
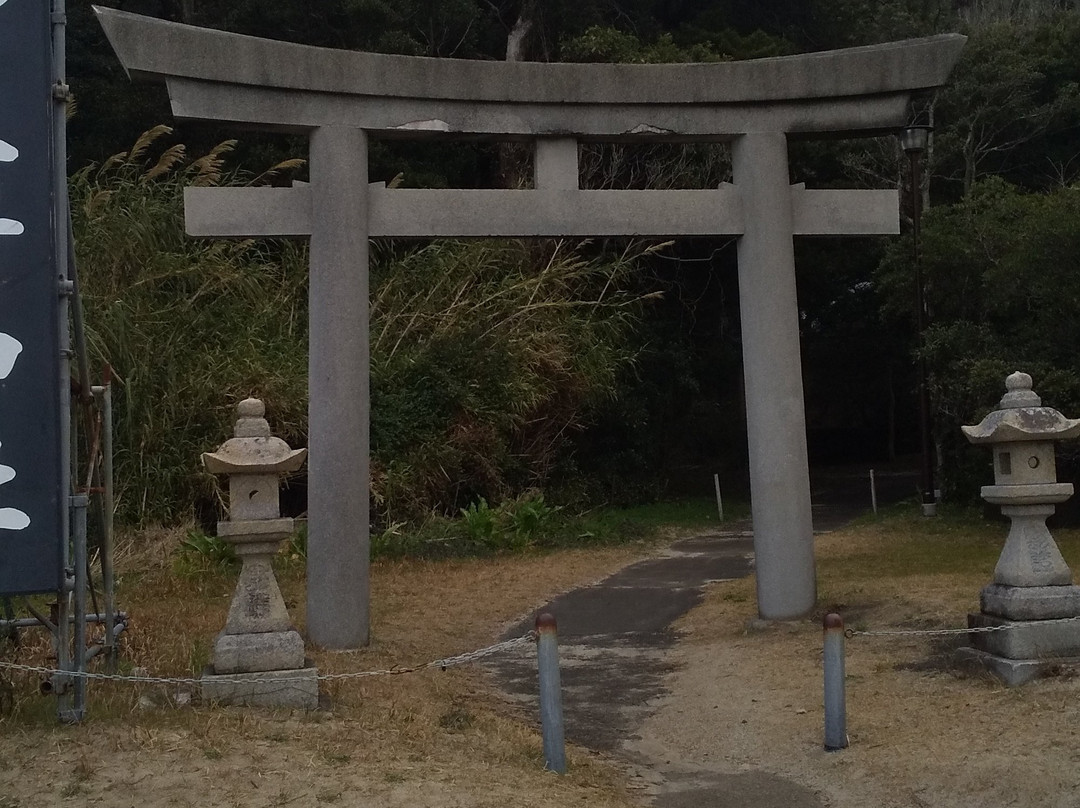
[870,469,878,516]
[713,473,724,522]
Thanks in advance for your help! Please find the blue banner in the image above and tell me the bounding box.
[0,0,64,595]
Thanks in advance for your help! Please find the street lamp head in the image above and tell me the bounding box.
[901,125,932,155]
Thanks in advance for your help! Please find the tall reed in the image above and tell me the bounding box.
[73,128,656,527]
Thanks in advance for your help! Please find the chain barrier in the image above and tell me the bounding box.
[0,631,537,687]
[845,613,1080,639]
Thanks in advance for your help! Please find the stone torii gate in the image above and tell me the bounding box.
[96,7,964,648]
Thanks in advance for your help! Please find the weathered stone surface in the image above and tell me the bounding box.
[186,186,899,240]
[962,372,1080,446]
[981,483,1073,506]
[201,665,318,709]
[969,613,1080,659]
[991,504,1073,587]
[954,646,1080,687]
[734,132,815,620]
[981,583,1080,620]
[227,473,280,521]
[202,398,313,683]
[94,9,965,121]
[201,397,306,476]
[306,126,372,649]
[213,629,305,673]
[216,518,293,545]
[963,373,1079,590]
[221,555,292,635]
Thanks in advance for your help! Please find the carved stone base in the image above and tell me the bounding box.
[213,629,305,674]
[201,665,319,709]
[969,612,1080,659]
[991,503,1072,587]
[980,583,1080,621]
[955,647,1080,687]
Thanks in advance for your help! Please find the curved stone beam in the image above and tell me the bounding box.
[94,7,964,138]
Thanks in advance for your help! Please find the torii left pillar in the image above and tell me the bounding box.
[306,127,371,647]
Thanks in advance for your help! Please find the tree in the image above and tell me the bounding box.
[876,178,1080,499]
[933,17,1080,197]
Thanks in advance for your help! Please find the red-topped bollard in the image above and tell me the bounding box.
[535,612,566,773]
[823,613,848,751]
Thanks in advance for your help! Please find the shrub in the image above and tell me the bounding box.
[74,128,656,528]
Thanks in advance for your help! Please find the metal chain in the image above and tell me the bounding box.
[0,631,537,686]
[846,613,1080,638]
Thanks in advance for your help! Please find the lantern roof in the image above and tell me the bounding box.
[962,372,1080,445]
[202,398,307,474]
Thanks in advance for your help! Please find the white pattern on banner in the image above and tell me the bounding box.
[0,332,20,378]
[0,136,23,233]
[0,334,30,531]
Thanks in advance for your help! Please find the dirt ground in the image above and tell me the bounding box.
[0,536,655,808]
[632,523,1080,808]
[6,517,1080,807]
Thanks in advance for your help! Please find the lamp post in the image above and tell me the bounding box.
[901,125,936,517]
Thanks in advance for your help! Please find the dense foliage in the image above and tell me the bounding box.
[878,179,1080,498]
[73,130,653,525]
[62,0,1080,524]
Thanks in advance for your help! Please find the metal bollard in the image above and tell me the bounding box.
[823,612,848,751]
[535,612,566,774]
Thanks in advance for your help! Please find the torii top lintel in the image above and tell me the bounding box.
[94,7,964,140]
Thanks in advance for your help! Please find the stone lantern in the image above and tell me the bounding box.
[199,398,318,708]
[961,372,1080,684]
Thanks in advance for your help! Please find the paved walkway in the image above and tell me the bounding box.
[491,462,918,807]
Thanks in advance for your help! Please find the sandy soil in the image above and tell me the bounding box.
[8,518,1080,808]
[631,527,1080,808]
[0,538,656,808]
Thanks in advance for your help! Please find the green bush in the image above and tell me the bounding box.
[73,128,310,526]
[174,527,237,574]
[74,128,654,528]
[369,238,655,523]
[877,178,1080,501]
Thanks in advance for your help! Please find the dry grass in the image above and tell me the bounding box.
[0,530,656,808]
[11,509,1080,807]
[643,511,1080,808]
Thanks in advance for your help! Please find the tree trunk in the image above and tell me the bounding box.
[506,0,536,62]
[498,0,539,188]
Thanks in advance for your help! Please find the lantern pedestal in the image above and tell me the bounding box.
[980,582,1080,620]
[201,523,320,709]
[201,666,319,709]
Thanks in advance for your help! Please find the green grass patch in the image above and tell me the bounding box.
[570,496,749,540]
[364,495,750,560]
[821,502,1080,581]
